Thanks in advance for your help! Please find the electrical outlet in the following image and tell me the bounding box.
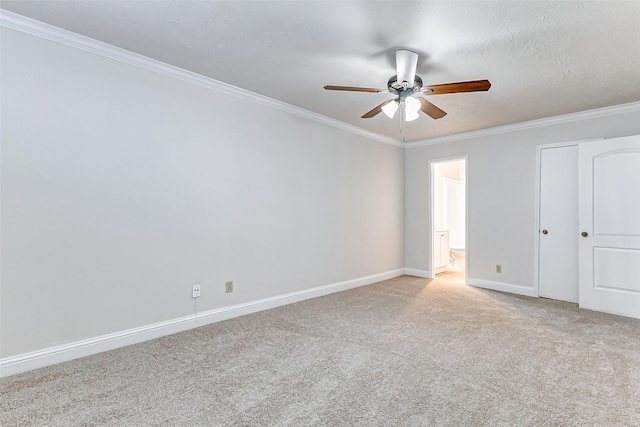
[496,265,502,273]
[225,281,233,293]
[192,284,201,298]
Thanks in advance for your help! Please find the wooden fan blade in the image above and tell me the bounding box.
[422,79,491,95]
[361,99,394,119]
[419,98,447,119]
[324,85,386,93]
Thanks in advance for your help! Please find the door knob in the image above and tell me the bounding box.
[581,231,589,237]
[542,229,549,235]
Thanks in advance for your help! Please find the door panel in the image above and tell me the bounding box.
[593,151,640,235]
[579,135,640,318]
[594,247,640,292]
[538,145,579,303]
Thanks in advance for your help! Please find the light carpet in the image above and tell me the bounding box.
[2,272,640,426]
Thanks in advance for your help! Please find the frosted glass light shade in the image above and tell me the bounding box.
[405,96,421,114]
[382,100,399,118]
[405,109,420,121]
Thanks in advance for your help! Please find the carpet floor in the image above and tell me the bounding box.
[2,272,640,426]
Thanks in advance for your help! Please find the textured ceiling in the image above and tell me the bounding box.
[2,1,639,142]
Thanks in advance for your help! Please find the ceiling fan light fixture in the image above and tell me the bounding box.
[405,109,420,122]
[404,96,421,114]
[382,100,399,118]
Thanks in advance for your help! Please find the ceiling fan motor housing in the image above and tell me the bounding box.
[388,75,428,100]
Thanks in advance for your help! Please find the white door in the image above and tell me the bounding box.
[444,178,465,250]
[578,135,640,319]
[538,145,579,303]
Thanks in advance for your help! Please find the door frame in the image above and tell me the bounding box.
[534,138,603,298]
[429,156,468,280]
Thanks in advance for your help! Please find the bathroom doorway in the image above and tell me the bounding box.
[431,157,467,277]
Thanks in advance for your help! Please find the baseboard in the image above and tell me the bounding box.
[466,278,537,298]
[403,268,431,278]
[0,269,404,378]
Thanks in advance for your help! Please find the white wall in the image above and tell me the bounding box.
[0,27,405,359]
[405,108,640,290]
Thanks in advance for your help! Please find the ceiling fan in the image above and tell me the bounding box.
[324,49,491,122]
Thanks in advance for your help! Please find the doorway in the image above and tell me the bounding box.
[431,157,467,279]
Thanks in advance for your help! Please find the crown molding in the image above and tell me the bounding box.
[0,10,403,148]
[405,101,640,149]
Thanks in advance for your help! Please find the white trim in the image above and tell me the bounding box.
[464,158,469,276]
[0,269,404,378]
[403,268,431,278]
[0,10,402,148]
[467,278,537,298]
[406,102,640,148]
